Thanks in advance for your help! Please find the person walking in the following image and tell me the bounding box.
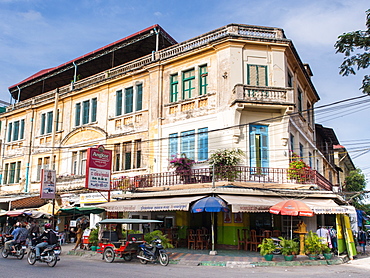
[72,224,83,251]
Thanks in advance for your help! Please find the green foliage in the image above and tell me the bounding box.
[288,152,310,182]
[208,148,245,181]
[144,230,174,249]
[170,153,195,179]
[89,228,99,246]
[321,244,331,254]
[258,238,276,256]
[344,168,367,204]
[279,237,299,256]
[304,231,323,255]
[335,9,370,94]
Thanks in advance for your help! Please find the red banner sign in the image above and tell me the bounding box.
[85,145,112,191]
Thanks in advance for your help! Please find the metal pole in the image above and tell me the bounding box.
[211,212,215,251]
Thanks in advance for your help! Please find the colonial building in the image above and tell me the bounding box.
[0,24,356,248]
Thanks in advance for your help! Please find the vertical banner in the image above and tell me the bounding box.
[85,145,112,191]
[40,169,56,199]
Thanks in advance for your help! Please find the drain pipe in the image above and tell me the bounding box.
[25,102,35,193]
[17,86,21,103]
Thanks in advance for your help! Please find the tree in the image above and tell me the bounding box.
[343,168,367,205]
[335,9,370,94]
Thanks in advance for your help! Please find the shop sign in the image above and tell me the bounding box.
[85,145,112,191]
[80,191,122,204]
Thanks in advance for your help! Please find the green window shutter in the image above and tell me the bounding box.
[13,121,19,141]
[247,65,268,86]
[41,114,46,135]
[16,161,21,183]
[56,110,59,132]
[75,103,81,126]
[82,100,90,124]
[198,127,208,161]
[136,84,143,111]
[7,122,12,142]
[47,111,53,133]
[3,163,9,184]
[9,162,16,184]
[20,119,25,139]
[182,69,195,99]
[125,87,133,114]
[91,98,97,122]
[170,74,178,102]
[298,89,303,113]
[199,65,208,95]
[124,152,131,170]
[116,90,122,116]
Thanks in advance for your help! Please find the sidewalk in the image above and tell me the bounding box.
[61,243,354,268]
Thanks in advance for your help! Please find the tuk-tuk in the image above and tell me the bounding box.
[97,218,162,263]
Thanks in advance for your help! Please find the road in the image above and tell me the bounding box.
[1,253,370,278]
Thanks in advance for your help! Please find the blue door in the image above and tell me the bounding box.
[249,125,269,170]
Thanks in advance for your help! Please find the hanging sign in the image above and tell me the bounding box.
[85,145,112,191]
[40,169,56,199]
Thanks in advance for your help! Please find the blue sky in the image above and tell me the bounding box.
[0,0,369,185]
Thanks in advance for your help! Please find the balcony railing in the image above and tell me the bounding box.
[111,166,333,192]
[233,85,294,104]
[9,24,286,111]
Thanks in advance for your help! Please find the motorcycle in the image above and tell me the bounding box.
[27,242,61,267]
[137,238,169,266]
[1,238,27,260]
[271,237,283,255]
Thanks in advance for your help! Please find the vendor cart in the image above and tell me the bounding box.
[97,218,162,263]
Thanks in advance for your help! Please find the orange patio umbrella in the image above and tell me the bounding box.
[269,199,314,239]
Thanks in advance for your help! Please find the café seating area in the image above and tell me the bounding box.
[237,229,281,251]
[187,228,210,250]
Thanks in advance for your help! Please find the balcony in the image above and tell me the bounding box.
[232,85,294,106]
[111,166,333,192]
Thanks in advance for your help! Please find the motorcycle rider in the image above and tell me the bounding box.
[10,222,28,252]
[34,223,58,259]
[4,222,20,252]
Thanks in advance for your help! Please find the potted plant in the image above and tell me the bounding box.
[169,153,195,182]
[287,152,311,183]
[279,237,299,261]
[258,238,276,261]
[88,228,99,251]
[321,244,333,260]
[208,148,244,181]
[304,231,322,260]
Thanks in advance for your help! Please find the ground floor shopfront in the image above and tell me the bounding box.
[97,190,356,249]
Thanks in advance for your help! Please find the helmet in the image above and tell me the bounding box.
[44,223,52,229]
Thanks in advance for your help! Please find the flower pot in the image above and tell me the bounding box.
[264,254,274,261]
[284,255,294,261]
[308,254,318,260]
[90,246,98,251]
[323,253,332,260]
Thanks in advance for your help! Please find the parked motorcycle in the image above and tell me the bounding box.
[1,239,27,260]
[271,237,282,255]
[27,242,61,267]
[137,238,169,266]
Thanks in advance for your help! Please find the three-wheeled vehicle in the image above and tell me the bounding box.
[97,218,162,263]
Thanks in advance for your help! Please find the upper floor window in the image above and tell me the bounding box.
[247,64,268,86]
[297,88,303,113]
[41,111,53,135]
[72,150,87,175]
[199,65,208,95]
[307,102,312,125]
[290,133,294,152]
[287,71,293,87]
[309,152,313,168]
[116,84,143,116]
[75,98,97,126]
[169,128,208,161]
[182,69,195,99]
[7,119,25,142]
[3,161,21,184]
[299,143,304,159]
[113,140,142,171]
[170,74,179,102]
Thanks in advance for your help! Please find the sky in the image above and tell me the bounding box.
[0,0,369,186]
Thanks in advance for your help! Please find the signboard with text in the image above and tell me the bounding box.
[85,145,112,191]
[40,169,56,199]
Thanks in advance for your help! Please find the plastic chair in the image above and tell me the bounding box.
[263,230,272,238]
[272,230,281,237]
